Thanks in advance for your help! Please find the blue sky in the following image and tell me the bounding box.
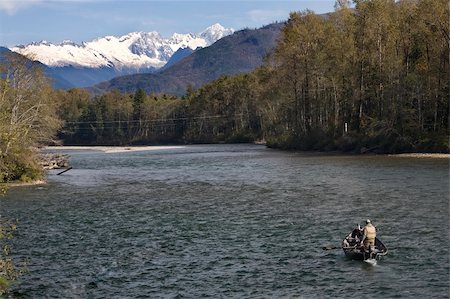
[0,0,336,47]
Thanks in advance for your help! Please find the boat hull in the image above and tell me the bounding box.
[342,236,387,261]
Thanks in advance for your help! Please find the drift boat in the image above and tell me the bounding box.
[342,231,388,261]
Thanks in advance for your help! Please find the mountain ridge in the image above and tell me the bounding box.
[0,46,73,89]
[10,24,234,70]
[7,24,233,88]
[91,22,285,95]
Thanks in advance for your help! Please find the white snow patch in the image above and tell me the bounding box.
[11,24,234,70]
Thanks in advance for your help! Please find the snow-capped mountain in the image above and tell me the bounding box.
[11,23,234,70]
[200,23,234,45]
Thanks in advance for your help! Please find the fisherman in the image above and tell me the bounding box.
[351,224,363,239]
[344,224,363,247]
[361,219,376,250]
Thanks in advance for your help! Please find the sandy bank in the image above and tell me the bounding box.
[389,153,449,159]
[45,145,186,153]
[3,180,47,188]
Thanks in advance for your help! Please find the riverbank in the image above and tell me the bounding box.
[389,153,449,159]
[2,179,47,188]
[44,145,450,158]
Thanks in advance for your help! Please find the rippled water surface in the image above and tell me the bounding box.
[1,144,449,298]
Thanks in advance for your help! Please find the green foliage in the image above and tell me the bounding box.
[133,88,146,120]
[0,220,20,297]
[261,0,448,152]
[183,74,262,143]
[58,90,186,145]
[0,149,43,183]
[0,53,62,183]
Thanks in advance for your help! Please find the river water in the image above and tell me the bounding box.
[1,144,449,298]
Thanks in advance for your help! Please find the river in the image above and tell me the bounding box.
[1,144,449,298]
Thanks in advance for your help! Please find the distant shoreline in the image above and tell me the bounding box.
[388,153,449,159]
[45,145,187,153]
[4,147,447,188]
[44,145,450,158]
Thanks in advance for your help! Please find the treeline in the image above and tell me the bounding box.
[57,89,186,145]
[58,0,448,153]
[262,0,449,152]
[58,75,264,145]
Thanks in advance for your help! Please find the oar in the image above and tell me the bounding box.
[57,166,72,175]
[323,245,360,250]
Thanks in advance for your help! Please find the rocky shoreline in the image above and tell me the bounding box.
[39,153,70,169]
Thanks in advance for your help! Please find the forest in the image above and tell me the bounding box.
[58,0,449,153]
[1,0,449,184]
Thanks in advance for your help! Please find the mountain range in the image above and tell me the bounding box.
[92,22,284,95]
[3,22,285,95]
[9,24,234,88]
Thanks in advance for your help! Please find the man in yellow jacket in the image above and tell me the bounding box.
[361,219,376,249]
